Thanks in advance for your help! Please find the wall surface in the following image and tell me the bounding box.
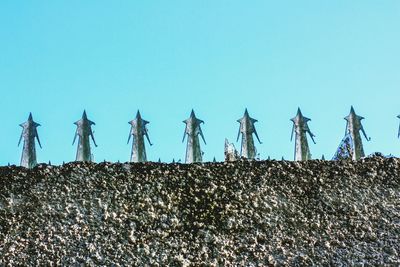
[0,158,399,265]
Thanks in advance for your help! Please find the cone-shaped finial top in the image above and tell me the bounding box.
[129,110,149,126]
[21,113,40,128]
[291,107,311,124]
[238,108,258,123]
[75,110,95,126]
[345,106,367,127]
[346,106,364,121]
[241,108,256,122]
[190,109,196,118]
[184,109,204,124]
[136,110,142,119]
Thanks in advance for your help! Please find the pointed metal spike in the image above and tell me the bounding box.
[158,158,161,163]
[291,108,315,161]
[19,113,41,168]
[183,110,205,163]
[128,111,151,162]
[341,106,369,160]
[74,111,96,162]
[190,109,196,118]
[237,109,260,159]
[213,157,216,163]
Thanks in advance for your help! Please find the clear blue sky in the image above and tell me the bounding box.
[0,1,399,165]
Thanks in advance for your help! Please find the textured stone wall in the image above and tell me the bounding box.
[0,157,399,265]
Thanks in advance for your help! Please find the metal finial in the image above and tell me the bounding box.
[237,109,261,159]
[19,113,41,168]
[73,110,97,162]
[183,110,206,163]
[290,108,315,161]
[127,110,152,162]
[333,106,370,160]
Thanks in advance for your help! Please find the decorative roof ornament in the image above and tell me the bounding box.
[333,106,370,160]
[183,110,206,163]
[237,109,261,159]
[291,108,316,161]
[127,110,152,162]
[18,113,41,168]
[73,110,97,162]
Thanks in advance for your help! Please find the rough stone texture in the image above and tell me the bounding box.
[0,157,399,266]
